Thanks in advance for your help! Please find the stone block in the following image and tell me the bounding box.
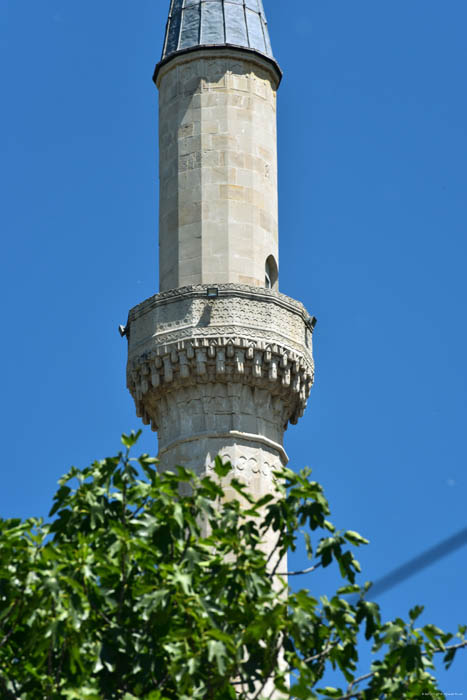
[205,166,236,185]
[200,149,220,167]
[219,184,245,201]
[179,135,202,157]
[179,202,202,227]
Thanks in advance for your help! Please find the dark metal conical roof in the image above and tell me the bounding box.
[155,0,280,81]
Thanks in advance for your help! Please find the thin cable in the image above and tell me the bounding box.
[364,526,467,599]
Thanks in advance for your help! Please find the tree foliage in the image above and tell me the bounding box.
[0,432,465,699]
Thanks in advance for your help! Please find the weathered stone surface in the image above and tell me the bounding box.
[156,49,280,292]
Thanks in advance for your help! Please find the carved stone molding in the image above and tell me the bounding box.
[159,434,286,487]
[128,283,313,325]
[126,284,315,432]
[128,335,313,430]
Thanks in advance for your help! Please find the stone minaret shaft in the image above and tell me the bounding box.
[126,0,314,504]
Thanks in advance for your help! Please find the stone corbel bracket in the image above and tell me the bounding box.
[126,284,315,431]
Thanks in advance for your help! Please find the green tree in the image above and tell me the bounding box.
[0,432,465,699]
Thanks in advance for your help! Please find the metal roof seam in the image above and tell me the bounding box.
[160,0,276,63]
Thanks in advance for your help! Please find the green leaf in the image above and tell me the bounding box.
[62,690,101,699]
[444,647,458,670]
[121,430,142,448]
[318,688,344,698]
[213,455,232,478]
[207,640,227,674]
[172,570,192,594]
[173,503,184,528]
[138,454,159,466]
[337,584,361,595]
[345,530,369,546]
[423,624,446,649]
[401,643,422,672]
[409,605,424,622]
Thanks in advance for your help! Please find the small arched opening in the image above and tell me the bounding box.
[265,255,278,290]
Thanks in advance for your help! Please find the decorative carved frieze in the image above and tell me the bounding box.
[126,284,315,434]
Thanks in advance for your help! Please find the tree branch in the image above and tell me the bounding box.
[303,641,336,665]
[264,525,286,570]
[132,497,150,519]
[335,640,467,700]
[342,670,374,699]
[177,528,192,566]
[0,675,17,700]
[0,598,24,649]
[55,635,68,689]
[273,563,322,577]
[0,624,18,651]
[443,639,467,652]
[248,637,285,700]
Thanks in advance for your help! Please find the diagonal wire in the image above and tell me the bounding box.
[363,526,467,599]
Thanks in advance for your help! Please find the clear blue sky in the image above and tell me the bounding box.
[1,0,466,692]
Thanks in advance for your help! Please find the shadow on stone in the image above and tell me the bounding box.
[197,303,212,327]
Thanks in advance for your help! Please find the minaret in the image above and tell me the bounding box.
[126,0,315,505]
